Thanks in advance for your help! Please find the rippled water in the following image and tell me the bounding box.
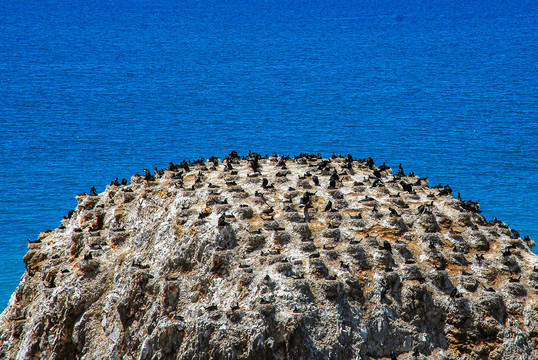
[1,0,537,310]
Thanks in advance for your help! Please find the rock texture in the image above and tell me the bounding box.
[1,152,537,360]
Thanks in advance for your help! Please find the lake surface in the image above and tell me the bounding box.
[1,0,537,310]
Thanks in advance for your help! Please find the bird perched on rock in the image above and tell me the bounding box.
[383,240,392,254]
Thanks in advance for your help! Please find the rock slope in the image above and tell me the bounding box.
[1,152,537,360]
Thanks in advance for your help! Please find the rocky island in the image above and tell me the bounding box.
[1,152,537,360]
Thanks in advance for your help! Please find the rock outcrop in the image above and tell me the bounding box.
[1,152,537,360]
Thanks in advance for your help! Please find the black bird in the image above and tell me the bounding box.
[324,201,332,212]
[414,177,428,186]
[383,240,392,254]
[389,207,399,217]
[312,175,319,186]
[143,169,154,181]
[121,178,128,185]
[417,203,433,215]
[437,184,452,196]
[250,154,260,173]
[330,171,340,182]
[509,275,521,283]
[27,238,41,244]
[317,160,329,170]
[400,181,413,193]
[224,158,233,171]
[397,163,405,176]
[303,204,312,222]
[180,160,190,172]
[300,191,315,206]
[155,168,165,178]
[63,209,75,220]
[90,187,97,196]
[378,162,390,171]
[373,169,381,178]
[168,162,178,171]
[328,178,336,189]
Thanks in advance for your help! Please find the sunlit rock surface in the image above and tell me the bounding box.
[1,152,537,360]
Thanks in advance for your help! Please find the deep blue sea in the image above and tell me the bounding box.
[1,0,537,310]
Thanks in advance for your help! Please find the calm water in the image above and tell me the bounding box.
[1,0,537,310]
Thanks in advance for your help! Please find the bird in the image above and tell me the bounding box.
[143,169,154,181]
[400,181,413,193]
[324,201,332,212]
[218,215,228,227]
[383,240,392,254]
[250,154,260,173]
[389,207,400,217]
[303,205,311,223]
[509,275,521,283]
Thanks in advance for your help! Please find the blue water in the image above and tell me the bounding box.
[1,0,537,310]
